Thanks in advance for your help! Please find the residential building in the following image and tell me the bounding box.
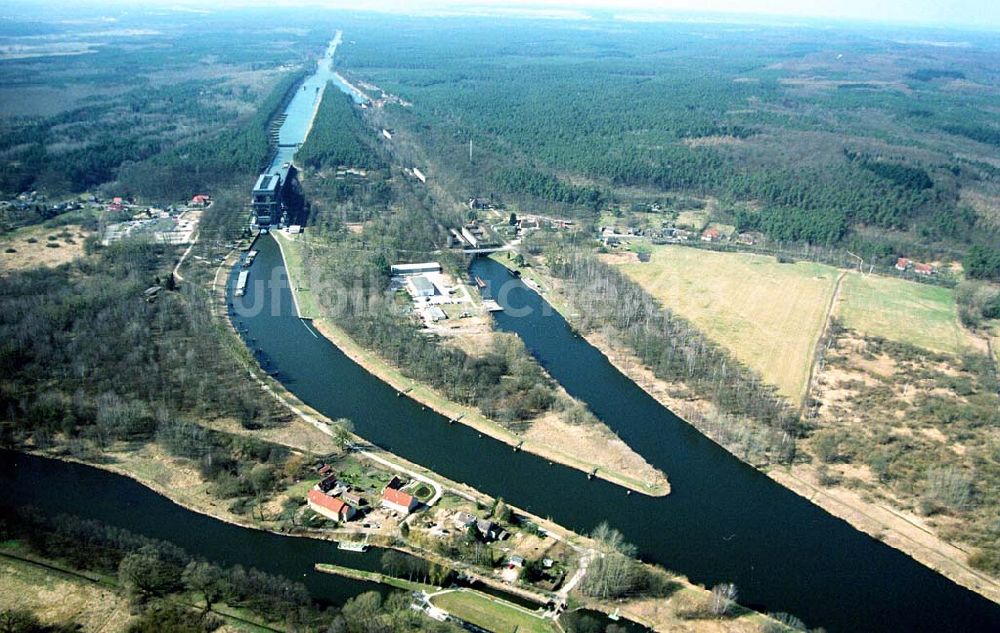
[381,487,418,515]
[342,490,367,506]
[318,474,339,493]
[307,489,356,522]
[476,519,506,542]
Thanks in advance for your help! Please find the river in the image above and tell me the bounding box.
[223,237,999,632]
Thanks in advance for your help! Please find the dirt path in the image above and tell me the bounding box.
[171,231,198,282]
[800,270,846,414]
[770,466,1000,605]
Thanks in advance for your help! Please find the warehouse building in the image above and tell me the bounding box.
[408,275,436,298]
[391,262,441,276]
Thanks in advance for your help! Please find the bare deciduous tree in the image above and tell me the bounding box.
[709,582,738,616]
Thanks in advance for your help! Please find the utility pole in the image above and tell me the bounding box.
[469,138,473,163]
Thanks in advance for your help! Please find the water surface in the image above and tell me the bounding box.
[224,237,1000,632]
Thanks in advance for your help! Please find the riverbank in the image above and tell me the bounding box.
[502,252,1000,607]
[271,230,669,497]
[11,422,759,632]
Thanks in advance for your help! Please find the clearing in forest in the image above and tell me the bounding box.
[613,246,839,403]
[0,224,90,274]
[835,274,971,355]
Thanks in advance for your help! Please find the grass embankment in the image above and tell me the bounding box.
[273,231,668,496]
[315,564,439,593]
[0,548,283,632]
[0,551,130,632]
[613,245,838,403]
[835,273,972,354]
[430,590,556,633]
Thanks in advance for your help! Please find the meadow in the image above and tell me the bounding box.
[614,245,839,403]
[836,273,971,355]
[613,245,977,403]
[429,590,555,633]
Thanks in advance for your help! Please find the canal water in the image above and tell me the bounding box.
[266,32,366,175]
[0,449,385,607]
[222,237,999,632]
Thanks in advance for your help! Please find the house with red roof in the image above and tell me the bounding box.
[381,487,418,515]
[914,262,934,275]
[701,227,720,242]
[307,489,356,522]
[895,257,911,271]
[190,194,211,207]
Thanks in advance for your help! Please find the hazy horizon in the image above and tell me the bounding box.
[3,0,1000,32]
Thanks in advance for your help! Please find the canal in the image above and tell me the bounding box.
[266,31,366,176]
[223,237,999,632]
[0,449,387,608]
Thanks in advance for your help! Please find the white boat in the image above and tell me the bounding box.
[337,541,369,552]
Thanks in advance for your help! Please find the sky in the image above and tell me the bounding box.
[330,0,1000,29]
[10,0,1000,30]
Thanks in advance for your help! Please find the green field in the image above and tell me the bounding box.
[836,274,969,354]
[616,246,838,403]
[272,231,322,319]
[430,590,555,633]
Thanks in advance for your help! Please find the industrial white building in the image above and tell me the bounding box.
[391,262,441,276]
[408,275,436,297]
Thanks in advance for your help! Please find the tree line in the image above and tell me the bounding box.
[551,252,800,464]
[0,235,310,514]
[0,507,459,633]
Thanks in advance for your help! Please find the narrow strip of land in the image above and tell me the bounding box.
[271,230,669,496]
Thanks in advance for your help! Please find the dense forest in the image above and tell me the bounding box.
[0,12,332,201]
[337,20,1000,271]
[0,232,321,516]
[297,87,385,170]
[119,69,309,201]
